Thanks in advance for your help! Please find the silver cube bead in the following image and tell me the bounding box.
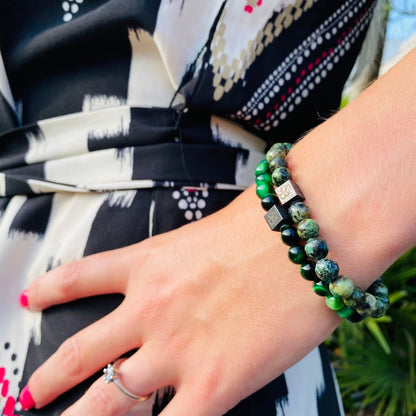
[264,204,289,231]
[275,180,304,206]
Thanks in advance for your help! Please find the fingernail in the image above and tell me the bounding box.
[19,290,29,308]
[19,386,36,410]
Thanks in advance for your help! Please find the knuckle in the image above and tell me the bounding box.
[198,362,224,401]
[57,336,85,380]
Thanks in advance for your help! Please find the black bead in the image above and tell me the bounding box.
[300,262,317,281]
[261,194,280,211]
[281,226,300,246]
[347,311,365,323]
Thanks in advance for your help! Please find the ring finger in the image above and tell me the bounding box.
[25,305,142,409]
[61,345,177,416]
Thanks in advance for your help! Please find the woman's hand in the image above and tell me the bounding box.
[21,187,340,416]
[19,45,416,416]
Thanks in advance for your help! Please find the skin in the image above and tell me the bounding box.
[22,47,416,416]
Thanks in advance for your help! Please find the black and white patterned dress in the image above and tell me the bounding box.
[0,0,375,415]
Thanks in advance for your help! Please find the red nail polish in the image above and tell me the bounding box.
[19,386,35,410]
[19,290,29,308]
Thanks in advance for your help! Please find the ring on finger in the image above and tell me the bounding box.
[103,360,152,402]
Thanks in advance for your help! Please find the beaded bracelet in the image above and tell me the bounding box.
[255,142,390,323]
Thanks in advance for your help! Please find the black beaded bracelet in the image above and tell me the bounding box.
[255,143,390,323]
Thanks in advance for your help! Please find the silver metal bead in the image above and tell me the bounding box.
[275,180,304,206]
[264,204,289,231]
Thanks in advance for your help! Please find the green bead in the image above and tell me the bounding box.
[281,225,300,246]
[315,258,339,283]
[261,194,279,211]
[288,201,310,223]
[256,182,274,199]
[255,159,269,176]
[300,262,318,281]
[326,295,345,311]
[271,167,291,187]
[344,287,366,308]
[288,246,307,264]
[269,157,287,172]
[329,276,354,298]
[266,143,287,162]
[256,173,272,185]
[313,281,330,297]
[337,306,355,318]
[305,238,328,260]
[297,219,319,240]
[356,293,377,316]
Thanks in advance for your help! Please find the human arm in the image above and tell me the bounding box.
[20,47,416,416]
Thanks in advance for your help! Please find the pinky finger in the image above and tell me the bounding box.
[158,386,226,416]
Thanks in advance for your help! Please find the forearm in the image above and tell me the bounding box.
[286,47,416,288]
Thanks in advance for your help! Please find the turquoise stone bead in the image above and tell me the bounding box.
[255,159,269,176]
[370,298,389,318]
[315,258,339,283]
[326,295,345,311]
[356,293,377,316]
[300,262,318,281]
[344,287,366,308]
[280,225,299,246]
[271,167,291,187]
[288,246,307,264]
[283,142,293,151]
[256,182,274,198]
[378,295,390,309]
[297,219,319,240]
[261,194,279,211]
[337,306,355,318]
[313,281,330,297]
[329,276,354,298]
[269,157,287,172]
[266,143,287,162]
[371,282,389,297]
[288,201,310,223]
[305,238,328,260]
[255,173,272,185]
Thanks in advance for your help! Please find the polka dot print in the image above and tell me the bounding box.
[232,0,374,132]
[62,0,84,22]
[1,341,21,416]
[244,0,262,14]
[172,189,209,221]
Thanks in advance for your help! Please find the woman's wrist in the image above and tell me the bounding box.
[286,48,416,289]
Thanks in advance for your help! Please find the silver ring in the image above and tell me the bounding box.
[103,360,152,402]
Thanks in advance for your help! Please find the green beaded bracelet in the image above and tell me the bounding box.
[255,143,390,323]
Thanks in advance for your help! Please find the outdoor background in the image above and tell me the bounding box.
[332,2,416,415]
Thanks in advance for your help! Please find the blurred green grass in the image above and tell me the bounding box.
[329,247,416,416]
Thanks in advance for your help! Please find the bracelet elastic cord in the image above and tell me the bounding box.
[255,142,390,323]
